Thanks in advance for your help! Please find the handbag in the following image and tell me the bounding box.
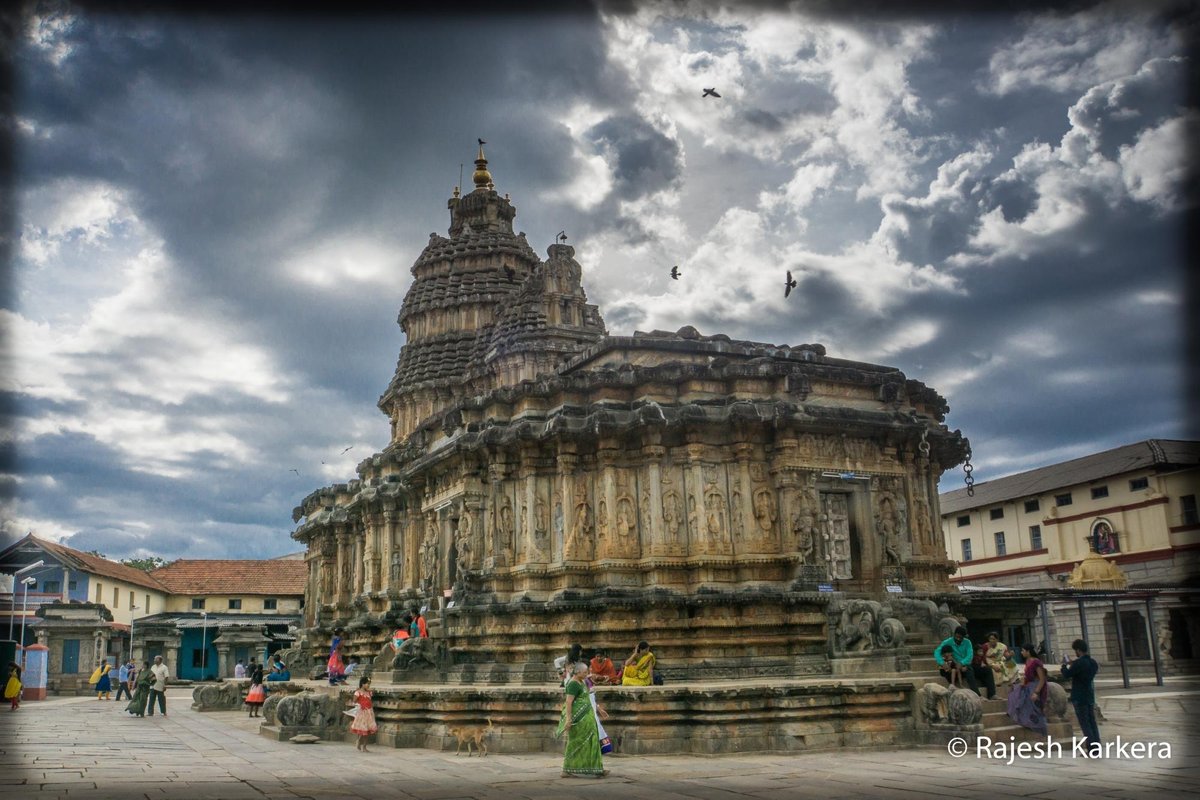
[343,706,359,718]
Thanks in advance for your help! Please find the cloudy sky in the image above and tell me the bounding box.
[2,1,1196,561]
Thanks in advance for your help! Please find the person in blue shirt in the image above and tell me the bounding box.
[1061,638,1101,751]
[934,626,982,694]
[113,660,133,702]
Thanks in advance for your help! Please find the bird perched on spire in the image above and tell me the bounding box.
[670,265,681,280]
[702,88,721,98]
[784,270,798,298]
[557,230,568,244]
[478,138,486,146]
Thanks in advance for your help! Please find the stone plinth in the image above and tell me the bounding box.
[259,679,920,754]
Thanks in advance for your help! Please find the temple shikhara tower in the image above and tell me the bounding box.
[292,145,971,686]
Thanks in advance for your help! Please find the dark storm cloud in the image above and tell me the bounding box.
[587,114,684,200]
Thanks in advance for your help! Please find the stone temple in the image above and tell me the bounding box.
[288,147,983,751]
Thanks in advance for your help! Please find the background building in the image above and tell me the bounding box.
[939,439,1199,675]
[1,536,306,690]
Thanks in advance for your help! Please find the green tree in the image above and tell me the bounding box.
[120,556,172,572]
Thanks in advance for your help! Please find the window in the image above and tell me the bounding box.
[1055,493,1073,507]
[994,532,1006,556]
[961,539,973,561]
[228,599,242,610]
[956,515,970,527]
[145,594,151,613]
[43,580,61,594]
[989,508,1004,520]
[1024,499,1040,513]
[1091,485,1109,500]
[68,580,77,591]
[192,649,206,668]
[1029,525,1042,550]
[191,598,205,610]
[263,598,278,610]
[1183,495,1199,526]
[1129,477,1149,491]
[113,587,118,608]
[129,591,135,609]
[95,583,102,603]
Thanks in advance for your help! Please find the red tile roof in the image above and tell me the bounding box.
[23,535,168,592]
[149,559,307,596]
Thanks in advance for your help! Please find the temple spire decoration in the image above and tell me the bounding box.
[472,141,493,191]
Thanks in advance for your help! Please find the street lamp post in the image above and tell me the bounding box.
[128,605,141,665]
[18,576,37,665]
[200,611,208,681]
[8,560,45,640]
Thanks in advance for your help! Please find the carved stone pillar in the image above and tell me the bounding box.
[596,445,620,560]
[382,507,398,593]
[643,443,666,556]
[733,443,757,555]
[557,451,578,564]
[682,443,707,556]
[335,529,352,606]
[486,460,511,569]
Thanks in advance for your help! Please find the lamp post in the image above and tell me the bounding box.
[9,560,45,640]
[128,605,141,665]
[200,611,208,681]
[18,576,37,665]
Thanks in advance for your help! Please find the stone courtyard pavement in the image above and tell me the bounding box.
[2,681,1197,800]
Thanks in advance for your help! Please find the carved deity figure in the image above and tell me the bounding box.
[753,487,777,533]
[390,551,403,584]
[497,496,515,559]
[793,508,817,565]
[597,499,609,540]
[534,497,550,556]
[877,496,901,566]
[705,491,726,543]
[420,517,439,590]
[454,509,475,579]
[662,490,683,544]
[567,494,594,560]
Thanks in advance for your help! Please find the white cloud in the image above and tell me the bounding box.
[283,234,404,289]
[985,3,1182,95]
[761,161,839,215]
[1119,112,1194,210]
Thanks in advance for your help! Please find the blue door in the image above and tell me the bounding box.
[62,639,80,673]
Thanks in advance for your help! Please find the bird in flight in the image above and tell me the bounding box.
[784,270,798,298]
[289,469,299,475]
[341,446,354,454]
[670,265,681,280]
[478,138,486,146]
[702,88,721,98]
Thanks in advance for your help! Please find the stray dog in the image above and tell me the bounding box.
[447,717,493,756]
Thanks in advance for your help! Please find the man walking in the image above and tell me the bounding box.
[113,660,132,702]
[147,655,170,717]
[1061,638,1101,753]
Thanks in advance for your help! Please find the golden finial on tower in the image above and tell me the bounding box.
[472,138,492,191]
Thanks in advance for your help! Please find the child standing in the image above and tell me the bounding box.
[244,664,266,718]
[348,677,378,752]
[5,663,21,710]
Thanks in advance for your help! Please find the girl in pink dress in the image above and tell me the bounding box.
[348,676,378,751]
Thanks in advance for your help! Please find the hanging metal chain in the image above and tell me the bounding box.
[918,427,930,457]
[963,444,975,497]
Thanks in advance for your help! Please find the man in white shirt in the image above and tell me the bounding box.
[148,655,170,717]
[234,660,246,679]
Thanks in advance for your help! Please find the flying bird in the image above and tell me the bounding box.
[289,469,299,475]
[670,265,681,280]
[784,270,798,298]
[341,446,354,454]
[478,138,486,146]
[702,88,721,98]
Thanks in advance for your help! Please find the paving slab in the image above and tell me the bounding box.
[1,683,1197,798]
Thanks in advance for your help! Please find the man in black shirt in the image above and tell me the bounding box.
[1061,638,1101,752]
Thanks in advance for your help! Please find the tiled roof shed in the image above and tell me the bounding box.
[149,559,307,596]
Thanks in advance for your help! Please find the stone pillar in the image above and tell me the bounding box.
[518,447,537,565]
[597,445,620,560]
[382,507,397,593]
[643,442,666,556]
[362,512,379,595]
[335,529,353,606]
[215,641,233,679]
[557,451,578,564]
[486,460,511,569]
[682,443,707,556]
[733,443,758,555]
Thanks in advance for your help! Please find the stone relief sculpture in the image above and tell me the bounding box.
[831,600,907,654]
[752,487,777,534]
[662,486,684,548]
[454,508,475,580]
[498,496,515,562]
[792,507,817,565]
[614,495,637,557]
[877,495,901,566]
[420,516,439,592]
[566,487,594,560]
[532,496,550,560]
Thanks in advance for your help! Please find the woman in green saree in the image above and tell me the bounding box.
[126,660,152,717]
[555,662,607,778]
